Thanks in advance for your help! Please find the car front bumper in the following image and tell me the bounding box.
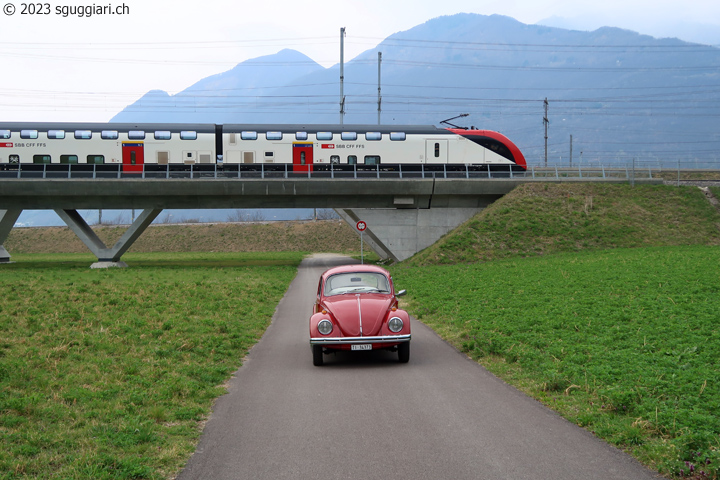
[310,334,411,345]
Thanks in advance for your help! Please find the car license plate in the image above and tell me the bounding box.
[352,344,372,351]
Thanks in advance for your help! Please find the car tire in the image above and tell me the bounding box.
[312,345,324,366]
[398,342,410,363]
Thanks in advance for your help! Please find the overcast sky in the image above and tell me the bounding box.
[1,0,718,122]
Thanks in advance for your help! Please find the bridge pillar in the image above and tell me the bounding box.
[55,208,163,268]
[0,209,22,263]
[336,207,484,263]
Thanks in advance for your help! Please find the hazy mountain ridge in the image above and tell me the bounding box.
[111,13,720,165]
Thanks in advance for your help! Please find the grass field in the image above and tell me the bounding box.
[0,252,305,479]
[392,245,720,479]
[3,183,720,479]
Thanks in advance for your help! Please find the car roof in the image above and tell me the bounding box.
[321,264,391,280]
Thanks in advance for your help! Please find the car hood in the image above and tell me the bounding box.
[323,294,393,337]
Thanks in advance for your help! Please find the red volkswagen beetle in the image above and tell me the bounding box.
[309,264,411,366]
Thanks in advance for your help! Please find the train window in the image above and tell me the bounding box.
[21,130,38,139]
[330,155,340,164]
[389,132,406,141]
[60,155,79,164]
[128,131,145,140]
[102,130,119,140]
[295,132,308,141]
[365,132,381,141]
[87,155,104,164]
[341,132,357,141]
[473,138,513,161]
[434,142,440,158]
[348,155,357,164]
[241,131,257,140]
[0,130,10,139]
[180,131,197,140]
[48,130,65,139]
[364,155,381,165]
[316,132,333,141]
[75,130,92,139]
[33,154,51,164]
[265,151,274,158]
[154,131,171,140]
[266,132,282,140]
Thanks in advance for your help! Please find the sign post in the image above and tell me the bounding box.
[356,220,367,264]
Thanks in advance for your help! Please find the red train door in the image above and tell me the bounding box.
[122,142,144,173]
[292,142,313,172]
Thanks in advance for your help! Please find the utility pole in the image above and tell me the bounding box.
[377,51,382,125]
[543,98,549,167]
[340,27,346,125]
[570,134,573,167]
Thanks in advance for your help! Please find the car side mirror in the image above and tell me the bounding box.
[396,289,406,297]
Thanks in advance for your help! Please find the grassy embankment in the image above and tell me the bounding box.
[4,219,358,255]
[392,183,720,479]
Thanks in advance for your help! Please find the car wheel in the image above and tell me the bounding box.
[398,342,410,363]
[312,345,324,366]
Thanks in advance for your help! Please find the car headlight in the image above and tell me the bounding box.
[317,319,333,335]
[388,316,404,333]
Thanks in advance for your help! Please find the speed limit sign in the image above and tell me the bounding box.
[356,221,367,232]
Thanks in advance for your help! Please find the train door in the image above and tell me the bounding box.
[293,142,313,172]
[425,139,448,164]
[122,142,144,172]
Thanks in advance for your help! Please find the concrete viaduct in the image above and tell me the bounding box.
[0,176,660,267]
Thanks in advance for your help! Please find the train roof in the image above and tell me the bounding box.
[0,122,218,133]
[0,123,468,136]
[221,124,454,135]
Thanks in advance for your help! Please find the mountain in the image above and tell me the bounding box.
[112,49,325,123]
[537,15,720,47]
[111,13,720,166]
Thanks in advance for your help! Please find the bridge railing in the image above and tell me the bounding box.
[0,162,655,180]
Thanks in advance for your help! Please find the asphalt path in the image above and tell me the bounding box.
[177,254,665,480]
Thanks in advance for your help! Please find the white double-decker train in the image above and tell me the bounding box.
[0,123,526,173]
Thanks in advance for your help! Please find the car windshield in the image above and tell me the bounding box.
[324,272,391,296]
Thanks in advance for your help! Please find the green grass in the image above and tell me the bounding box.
[392,245,720,479]
[0,252,305,479]
[408,184,720,266]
